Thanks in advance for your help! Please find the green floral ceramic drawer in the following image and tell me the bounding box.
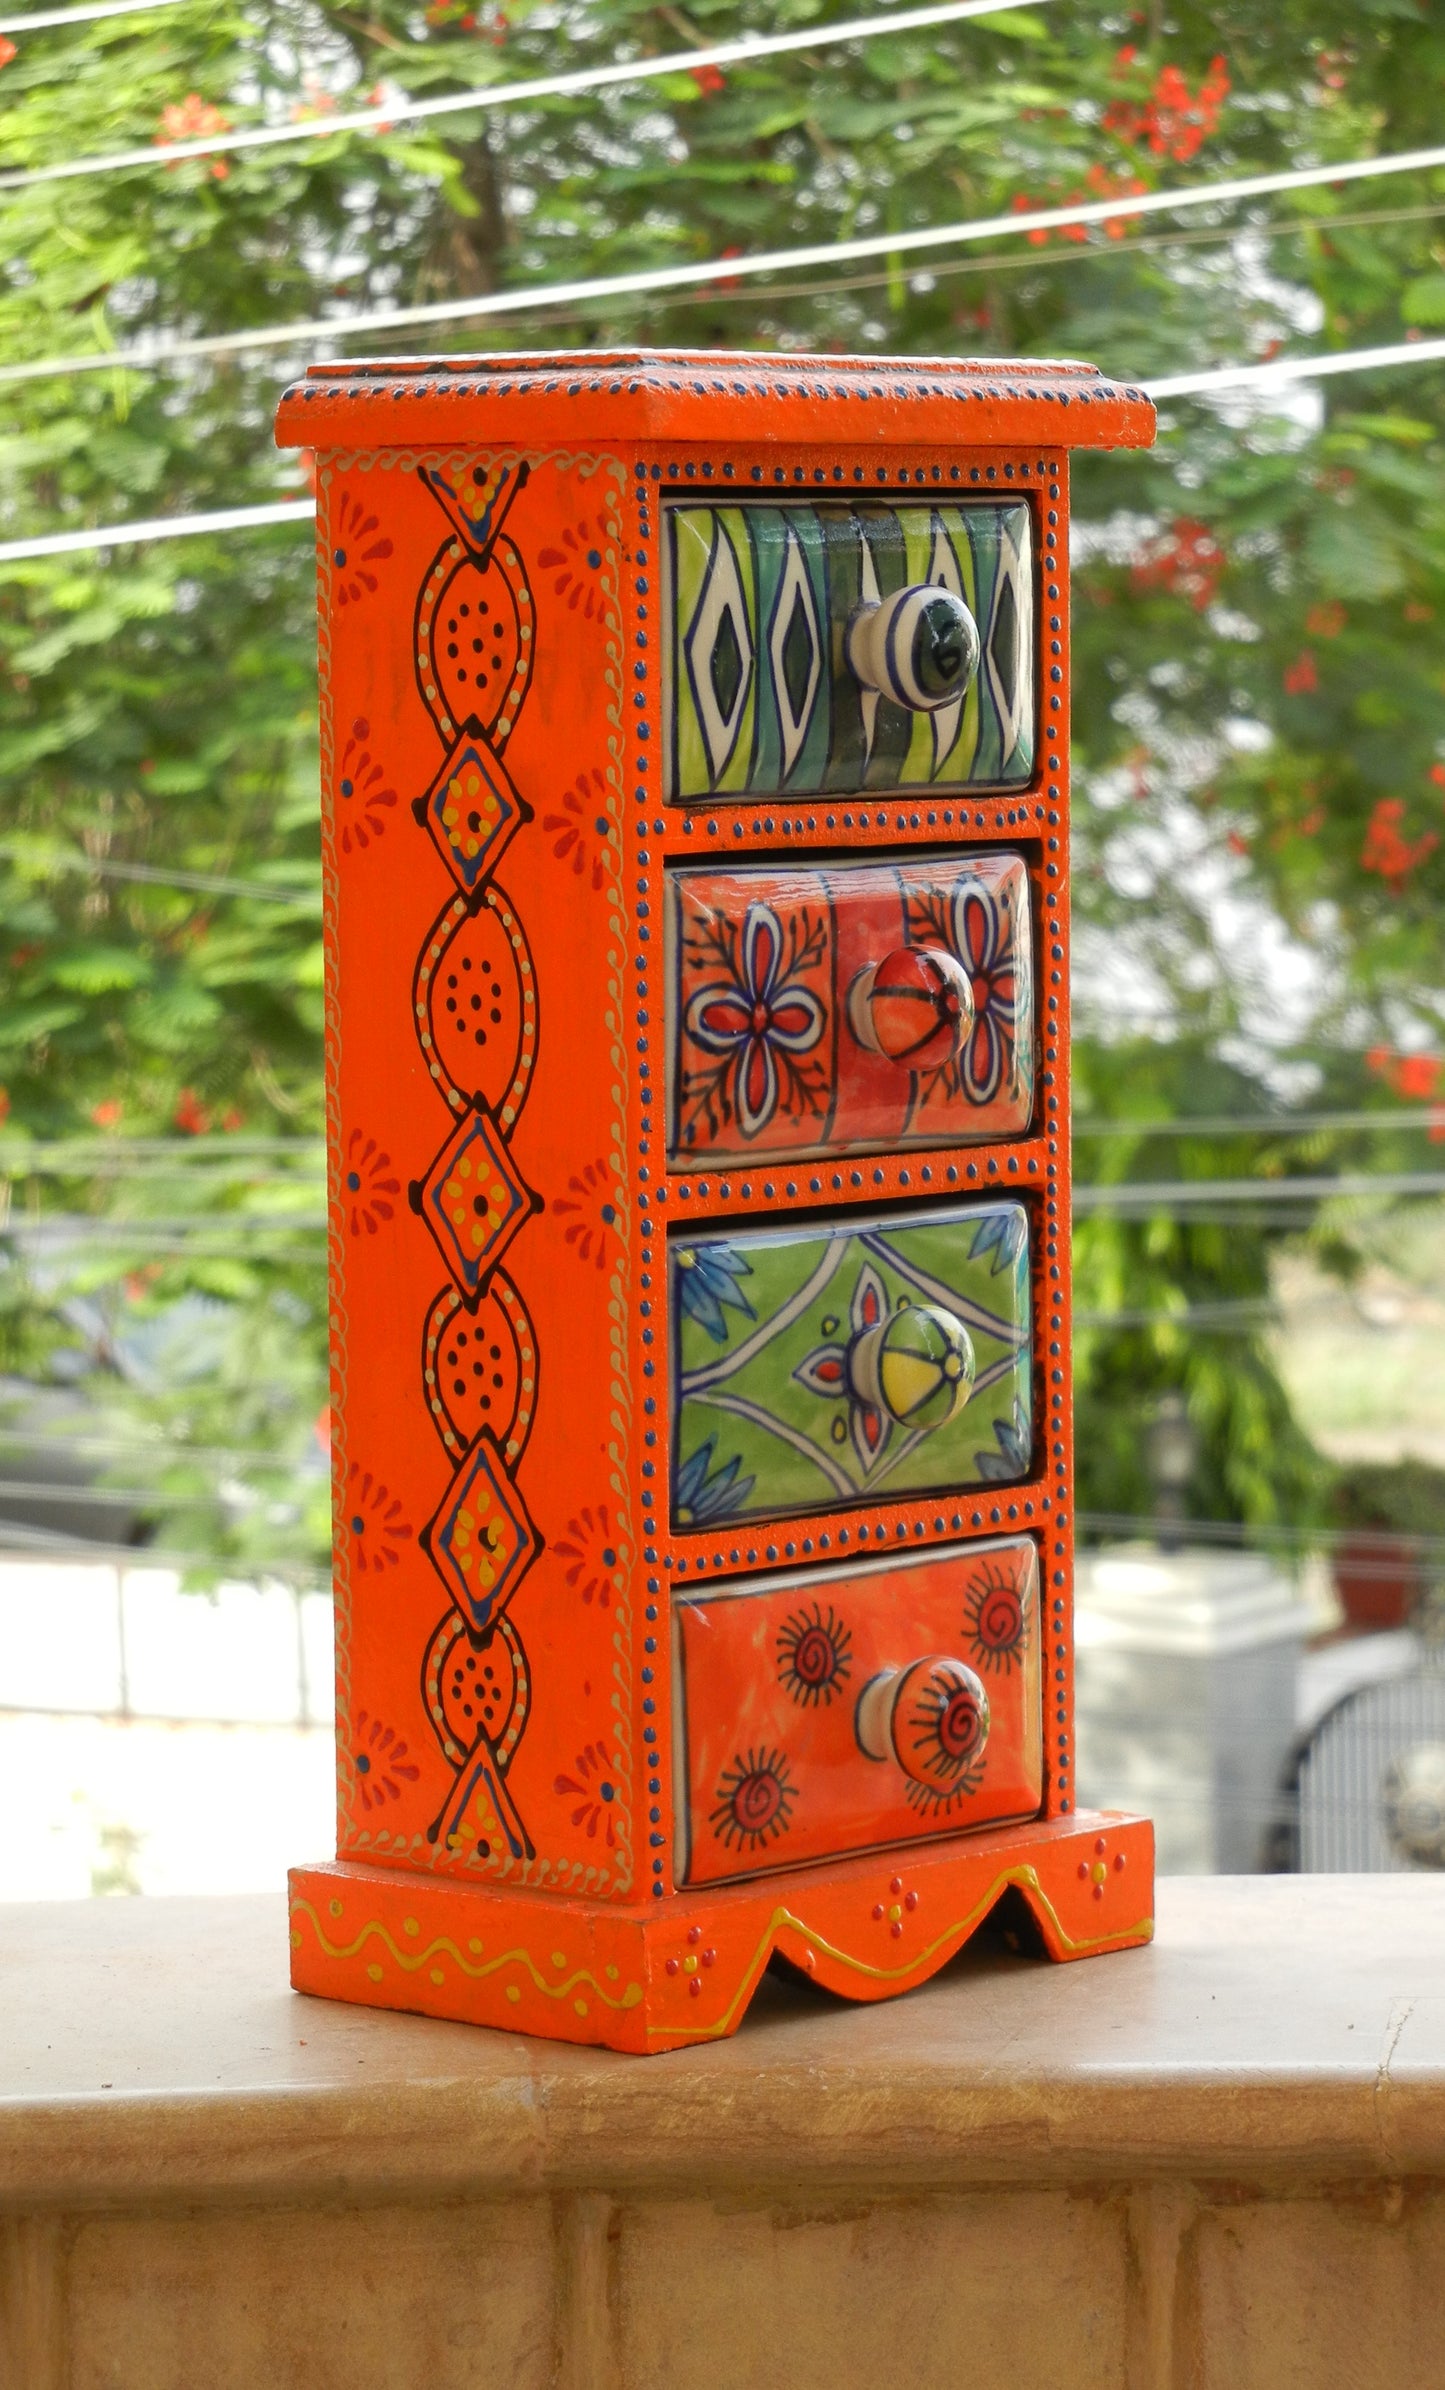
[670,1202,1032,1531]
[667,500,1035,804]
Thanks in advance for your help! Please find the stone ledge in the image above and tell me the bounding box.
[3,1875,1444,2212]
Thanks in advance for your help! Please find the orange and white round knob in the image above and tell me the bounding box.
[847,945,974,1071]
[856,1657,991,1792]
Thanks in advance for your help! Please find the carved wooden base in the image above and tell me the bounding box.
[289,1810,1154,2054]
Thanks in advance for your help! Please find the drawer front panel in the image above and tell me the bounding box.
[667,850,1033,1163]
[671,1201,1032,1531]
[667,501,1034,803]
[675,1537,1043,1885]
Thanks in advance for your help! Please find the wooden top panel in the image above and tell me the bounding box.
[274,347,1156,454]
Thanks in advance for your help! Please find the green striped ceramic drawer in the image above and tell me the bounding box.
[666,499,1035,804]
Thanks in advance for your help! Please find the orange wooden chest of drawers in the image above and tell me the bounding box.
[275,349,1156,2052]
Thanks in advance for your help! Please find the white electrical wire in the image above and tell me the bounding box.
[6,140,1445,391]
[0,0,1044,190]
[0,0,190,26]
[2,328,1442,567]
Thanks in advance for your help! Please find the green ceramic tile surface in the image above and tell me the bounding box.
[670,1202,1033,1529]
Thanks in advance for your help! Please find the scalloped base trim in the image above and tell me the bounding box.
[289,1811,1152,2054]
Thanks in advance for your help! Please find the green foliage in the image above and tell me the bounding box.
[0,0,1443,1571]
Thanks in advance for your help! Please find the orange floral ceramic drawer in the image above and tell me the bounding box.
[674,1536,1042,1886]
[666,850,1033,1164]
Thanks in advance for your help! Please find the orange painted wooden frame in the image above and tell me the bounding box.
[276,350,1156,2052]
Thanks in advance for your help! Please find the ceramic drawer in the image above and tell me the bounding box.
[670,1200,1032,1532]
[666,849,1034,1163]
[666,499,1035,803]
[675,1537,1043,1885]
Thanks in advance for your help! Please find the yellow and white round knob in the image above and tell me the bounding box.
[848,1300,975,1432]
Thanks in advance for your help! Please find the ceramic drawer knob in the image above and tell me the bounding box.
[856,1656,992,1790]
[845,585,981,713]
[847,945,975,1071]
[848,1301,975,1432]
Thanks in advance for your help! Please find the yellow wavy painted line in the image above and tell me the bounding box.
[291,1898,643,2010]
[646,1866,1154,2043]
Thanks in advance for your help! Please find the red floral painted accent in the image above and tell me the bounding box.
[346,1463,413,1574]
[1362,798,1439,890]
[536,518,609,619]
[552,1157,619,1268]
[332,489,393,606]
[337,717,398,854]
[552,1504,619,1606]
[1132,517,1225,612]
[343,1128,400,1236]
[554,1741,619,1845]
[542,766,610,890]
[352,1709,420,1809]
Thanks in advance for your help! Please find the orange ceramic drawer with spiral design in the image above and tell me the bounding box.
[674,1535,1042,1886]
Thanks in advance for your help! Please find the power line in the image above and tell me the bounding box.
[0,839,318,906]
[4,140,1445,390]
[0,0,189,27]
[0,0,1044,190]
[1074,1170,1445,1214]
[1151,334,1445,401]
[0,497,312,563]
[5,318,1444,569]
[1074,1107,1445,1140]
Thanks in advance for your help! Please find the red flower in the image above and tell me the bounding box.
[156,92,232,179]
[1362,798,1439,890]
[351,1710,420,1810]
[542,765,611,890]
[1105,54,1228,161]
[1283,652,1318,696]
[1226,830,1250,858]
[173,1088,211,1135]
[1132,516,1225,611]
[337,716,398,854]
[91,1098,123,1130]
[331,490,393,607]
[689,62,725,94]
[1393,1055,1442,1102]
[536,517,610,618]
[1306,601,1347,639]
[1430,763,1445,790]
[342,1128,400,1236]
[0,36,16,66]
[345,1463,414,1574]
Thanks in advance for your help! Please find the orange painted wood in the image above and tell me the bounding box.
[275,347,1156,2054]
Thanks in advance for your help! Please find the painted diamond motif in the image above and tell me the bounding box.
[684,516,754,784]
[983,515,1033,768]
[417,734,531,897]
[767,523,821,782]
[421,1428,540,1636]
[412,1103,540,1300]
